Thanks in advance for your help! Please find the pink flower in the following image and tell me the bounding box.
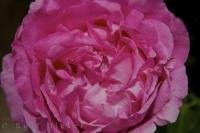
[0,0,189,132]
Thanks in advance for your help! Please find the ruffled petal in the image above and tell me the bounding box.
[0,54,24,122]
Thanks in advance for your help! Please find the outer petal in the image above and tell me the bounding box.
[0,54,24,123]
[154,66,187,125]
[147,3,189,66]
[170,19,189,67]
[155,96,182,125]
[171,66,188,99]
[13,46,34,102]
[130,120,156,133]
[29,0,44,13]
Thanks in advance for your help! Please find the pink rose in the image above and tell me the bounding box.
[1,0,189,132]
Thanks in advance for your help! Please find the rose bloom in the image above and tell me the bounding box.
[0,0,189,133]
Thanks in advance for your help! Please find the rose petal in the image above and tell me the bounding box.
[0,54,24,122]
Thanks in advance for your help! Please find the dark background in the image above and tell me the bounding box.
[0,0,199,132]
